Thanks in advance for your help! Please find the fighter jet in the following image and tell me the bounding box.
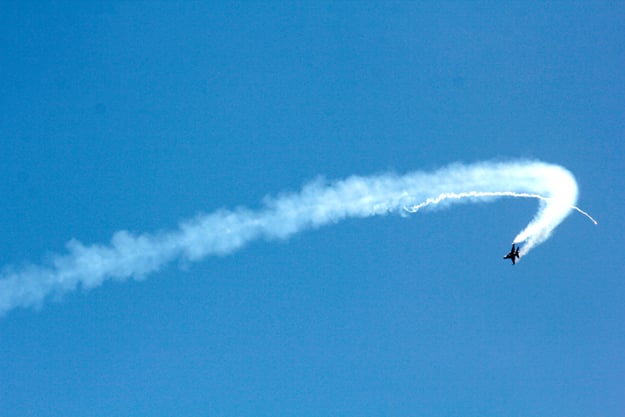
[503,244,520,265]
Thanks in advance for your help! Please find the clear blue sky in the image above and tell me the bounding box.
[1,2,623,416]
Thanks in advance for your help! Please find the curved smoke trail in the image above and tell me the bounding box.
[0,160,594,316]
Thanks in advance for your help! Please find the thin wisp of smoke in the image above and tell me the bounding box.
[0,160,595,316]
[404,191,597,256]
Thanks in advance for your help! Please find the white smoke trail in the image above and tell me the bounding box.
[0,160,594,316]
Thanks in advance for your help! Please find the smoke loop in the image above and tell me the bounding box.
[0,160,595,316]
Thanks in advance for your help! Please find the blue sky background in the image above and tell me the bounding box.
[1,2,623,416]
